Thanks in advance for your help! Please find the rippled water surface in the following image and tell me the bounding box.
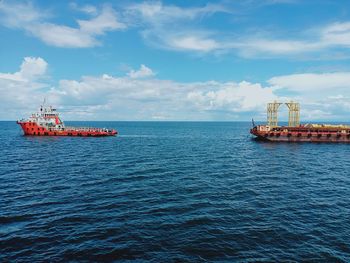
[1,121,350,262]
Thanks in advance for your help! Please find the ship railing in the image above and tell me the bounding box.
[47,127,65,131]
[46,126,113,132]
[64,126,112,132]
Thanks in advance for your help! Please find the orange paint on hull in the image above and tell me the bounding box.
[17,121,117,137]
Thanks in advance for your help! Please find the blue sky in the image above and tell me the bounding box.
[1,0,350,121]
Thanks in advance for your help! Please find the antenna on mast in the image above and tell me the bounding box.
[40,97,47,112]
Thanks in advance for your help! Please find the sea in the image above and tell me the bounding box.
[1,121,350,262]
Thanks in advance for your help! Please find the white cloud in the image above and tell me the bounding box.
[268,72,350,93]
[0,57,49,118]
[49,72,350,121]
[321,22,350,47]
[3,57,350,121]
[0,2,125,48]
[125,2,350,57]
[187,81,276,112]
[237,21,350,57]
[268,71,350,120]
[18,57,48,81]
[0,57,47,82]
[126,1,228,53]
[27,23,99,48]
[50,75,277,120]
[0,57,280,120]
[0,1,46,27]
[127,64,155,78]
[77,5,125,34]
[154,20,350,57]
[235,39,320,56]
[69,3,98,15]
[2,1,350,57]
[169,35,219,52]
[127,1,228,24]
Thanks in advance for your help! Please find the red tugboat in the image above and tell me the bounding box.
[17,103,117,137]
[250,101,350,142]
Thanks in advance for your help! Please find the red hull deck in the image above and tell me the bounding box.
[17,121,117,137]
[250,126,350,143]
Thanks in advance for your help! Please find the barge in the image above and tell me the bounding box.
[250,101,350,142]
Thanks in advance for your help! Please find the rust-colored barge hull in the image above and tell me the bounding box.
[251,101,350,143]
[250,126,350,143]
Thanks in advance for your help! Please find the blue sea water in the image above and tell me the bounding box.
[1,121,350,262]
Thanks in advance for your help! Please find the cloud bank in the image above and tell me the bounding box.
[2,57,350,121]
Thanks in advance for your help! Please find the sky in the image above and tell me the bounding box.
[1,0,350,121]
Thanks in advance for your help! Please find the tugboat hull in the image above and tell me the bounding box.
[17,121,117,137]
[17,103,117,137]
